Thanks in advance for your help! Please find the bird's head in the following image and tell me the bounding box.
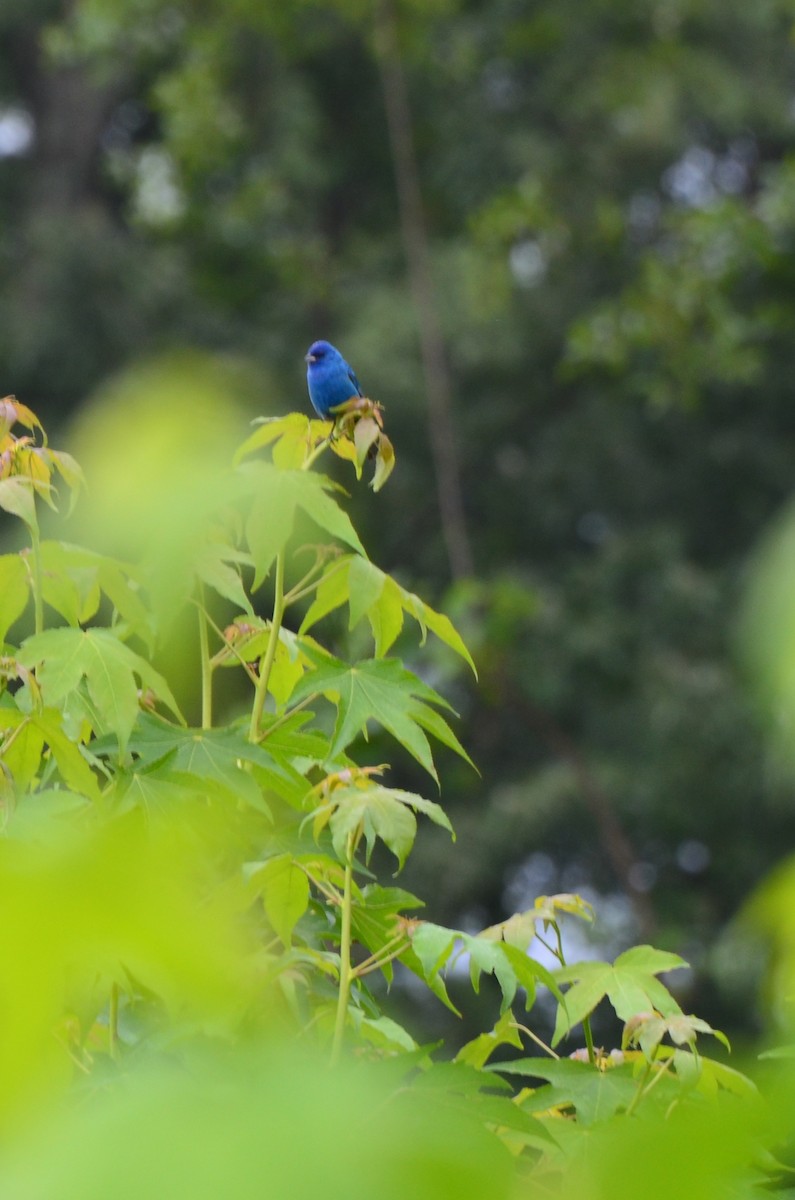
[305,340,337,365]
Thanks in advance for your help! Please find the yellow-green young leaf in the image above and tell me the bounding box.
[0,555,29,641]
[480,909,539,950]
[266,634,308,708]
[330,786,418,869]
[0,711,44,791]
[233,414,313,465]
[354,416,380,470]
[272,421,315,470]
[455,1010,524,1069]
[33,709,101,802]
[299,558,352,633]
[250,855,310,946]
[296,473,366,558]
[327,783,453,869]
[347,556,385,630]
[49,450,86,514]
[368,576,405,656]
[399,588,477,676]
[371,434,395,492]
[0,477,37,527]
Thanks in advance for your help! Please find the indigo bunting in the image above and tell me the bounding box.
[305,340,363,418]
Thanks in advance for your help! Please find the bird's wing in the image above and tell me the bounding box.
[346,362,364,396]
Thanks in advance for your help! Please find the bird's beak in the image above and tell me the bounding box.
[305,353,316,364]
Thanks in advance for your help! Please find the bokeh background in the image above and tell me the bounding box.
[4,0,795,1046]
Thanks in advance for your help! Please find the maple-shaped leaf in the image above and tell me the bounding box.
[234,413,330,470]
[623,1010,730,1058]
[18,627,182,753]
[409,922,557,1017]
[123,715,306,809]
[195,542,254,615]
[552,945,688,1047]
[312,781,453,870]
[290,652,472,783]
[247,854,310,946]
[489,1058,646,1127]
[300,554,476,673]
[455,1010,524,1070]
[35,542,151,641]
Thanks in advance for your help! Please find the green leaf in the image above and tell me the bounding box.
[0,709,44,791]
[371,434,395,492]
[299,559,351,633]
[459,935,519,1012]
[39,541,101,626]
[329,785,418,869]
[326,783,452,869]
[300,555,474,672]
[491,1058,643,1126]
[455,1010,524,1069]
[552,945,688,1047]
[0,555,29,641]
[18,628,183,752]
[241,463,365,589]
[234,413,318,465]
[350,884,424,984]
[399,587,477,676]
[195,542,253,614]
[34,708,102,801]
[249,855,310,947]
[623,1010,730,1057]
[347,556,385,631]
[368,576,405,658]
[124,716,304,810]
[0,477,37,526]
[291,653,472,784]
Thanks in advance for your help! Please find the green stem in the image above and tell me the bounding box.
[303,433,333,472]
[248,552,285,744]
[258,693,318,742]
[331,832,355,1066]
[283,558,348,606]
[29,520,43,637]
[351,931,410,978]
[197,585,213,729]
[625,1051,659,1118]
[583,1015,596,1066]
[510,1021,560,1060]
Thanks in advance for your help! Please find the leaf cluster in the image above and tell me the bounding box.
[0,398,785,1198]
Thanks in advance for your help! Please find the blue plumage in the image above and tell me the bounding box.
[305,340,363,418]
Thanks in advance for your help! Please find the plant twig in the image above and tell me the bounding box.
[331,830,356,1066]
[197,584,213,729]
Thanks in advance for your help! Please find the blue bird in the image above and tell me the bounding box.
[305,340,363,419]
